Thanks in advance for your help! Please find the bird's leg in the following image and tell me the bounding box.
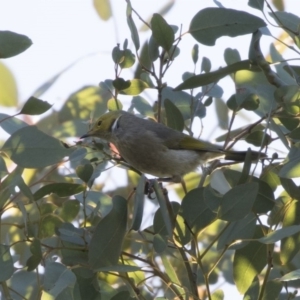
[144,179,156,199]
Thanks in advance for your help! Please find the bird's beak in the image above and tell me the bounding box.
[80,132,92,139]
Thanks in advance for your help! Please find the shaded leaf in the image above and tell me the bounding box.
[43,262,76,297]
[218,183,258,221]
[2,126,73,168]
[34,183,85,201]
[217,213,256,250]
[89,195,127,269]
[181,187,217,234]
[0,113,28,135]
[131,175,145,231]
[278,269,300,282]
[258,225,300,244]
[19,96,52,116]
[151,13,174,51]
[76,164,93,183]
[59,200,80,222]
[0,245,14,281]
[189,8,266,46]
[39,214,63,238]
[126,0,140,50]
[192,44,199,64]
[279,147,300,178]
[174,60,258,91]
[0,30,32,58]
[164,98,184,131]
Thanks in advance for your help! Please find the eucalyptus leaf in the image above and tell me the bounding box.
[189,8,266,46]
[34,183,85,201]
[2,126,73,168]
[89,195,127,269]
[0,30,32,58]
[19,96,52,116]
[151,13,174,51]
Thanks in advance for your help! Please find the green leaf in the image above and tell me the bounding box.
[253,180,275,214]
[89,195,127,269]
[153,180,174,238]
[76,164,93,183]
[164,98,184,131]
[131,175,145,231]
[131,96,154,117]
[211,289,224,300]
[224,48,241,65]
[119,49,135,69]
[279,147,300,178]
[278,269,300,281]
[189,8,266,46]
[269,11,300,42]
[151,13,174,51]
[120,79,149,95]
[248,0,264,10]
[217,213,256,250]
[153,202,179,243]
[27,239,42,271]
[107,98,123,111]
[280,198,300,264]
[261,280,283,300]
[126,1,140,50]
[19,96,52,115]
[34,183,85,201]
[174,60,257,91]
[245,131,271,147]
[95,265,141,272]
[59,85,111,122]
[181,187,217,234]
[0,62,18,107]
[0,245,14,281]
[93,0,112,21]
[258,225,300,244]
[2,126,73,168]
[112,78,131,90]
[218,183,258,221]
[201,56,211,73]
[59,200,80,222]
[43,262,76,297]
[148,35,159,62]
[244,277,260,300]
[0,113,28,135]
[233,226,268,294]
[153,234,167,253]
[111,291,131,300]
[0,30,32,58]
[192,44,199,64]
[39,214,63,238]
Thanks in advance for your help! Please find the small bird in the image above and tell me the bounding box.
[80,110,264,182]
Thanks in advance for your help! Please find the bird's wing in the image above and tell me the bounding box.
[176,135,224,153]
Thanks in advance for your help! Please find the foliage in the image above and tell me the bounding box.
[1,1,300,299]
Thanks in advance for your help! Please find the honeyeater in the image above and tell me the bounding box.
[81,110,263,182]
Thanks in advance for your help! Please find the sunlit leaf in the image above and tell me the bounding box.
[0,62,18,107]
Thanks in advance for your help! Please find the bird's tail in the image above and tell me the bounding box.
[224,150,266,162]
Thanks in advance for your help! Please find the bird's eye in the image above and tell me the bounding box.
[97,120,102,127]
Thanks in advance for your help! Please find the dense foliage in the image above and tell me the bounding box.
[1,1,300,299]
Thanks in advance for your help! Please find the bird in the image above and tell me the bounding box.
[80,110,264,182]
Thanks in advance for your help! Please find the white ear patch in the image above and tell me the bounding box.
[111,115,122,132]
